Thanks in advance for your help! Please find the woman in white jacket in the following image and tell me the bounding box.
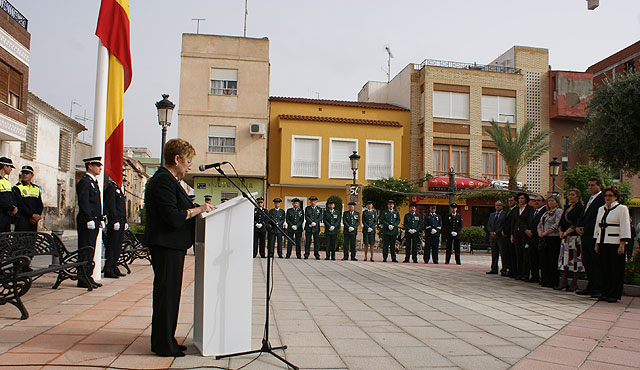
[594,186,631,303]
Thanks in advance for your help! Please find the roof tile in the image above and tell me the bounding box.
[278,114,402,127]
[269,96,409,111]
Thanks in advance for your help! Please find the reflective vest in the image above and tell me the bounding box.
[15,182,41,198]
[0,178,12,193]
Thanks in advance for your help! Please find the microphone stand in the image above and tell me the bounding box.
[210,165,298,370]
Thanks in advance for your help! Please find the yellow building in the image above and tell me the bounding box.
[267,97,410,210]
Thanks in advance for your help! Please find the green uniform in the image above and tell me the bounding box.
[323,209,341,260]
[268,208,285,257]
[304,205,323,259]
[362,209,378,245]
[380,209,400,262]
[403,212,423,262]
[285,206,304,258]
[342,210,360,260]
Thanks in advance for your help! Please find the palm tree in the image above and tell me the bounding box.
[486,120,552,190]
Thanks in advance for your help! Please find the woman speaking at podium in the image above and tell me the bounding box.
[144,138,215,357]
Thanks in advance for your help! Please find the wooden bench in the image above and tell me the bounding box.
[0,232,94,319]
[117,230,150,274]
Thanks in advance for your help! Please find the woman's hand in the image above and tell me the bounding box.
[201,203,216,213]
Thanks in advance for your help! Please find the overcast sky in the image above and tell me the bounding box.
[17,0,640,157]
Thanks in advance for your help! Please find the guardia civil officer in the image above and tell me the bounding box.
[304,196,322,259]
[403,202,422,263]
[0,157,18,232]
[342,201,360,261]
[253,197,267,258]
[323,199,341,260]
[444,203,463,265]
[76,156,105,288]
[103,176,127,278]
[12,166,43,231]
[423,205,442,263]
[362,200,377,262]
[268,198,285,258]
[285,198,304,259]
[204,194,212,205]
[380,199,400,262]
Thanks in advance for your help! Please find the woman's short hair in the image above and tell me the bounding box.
[602,185,621,200]
[568,188,582,201]
[516,192,530,202]
[163,138,196,166]
[547,194,559,206]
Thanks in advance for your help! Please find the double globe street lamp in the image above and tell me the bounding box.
[155,94,175,167]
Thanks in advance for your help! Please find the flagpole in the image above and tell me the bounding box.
[91,40,109,282]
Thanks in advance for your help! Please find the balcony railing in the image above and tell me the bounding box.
[0,0,27,30]
[414,59,521,74]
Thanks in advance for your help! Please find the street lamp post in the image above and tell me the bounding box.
[349,150,360,203]
[155,94,175,167]
[549,157,561,195]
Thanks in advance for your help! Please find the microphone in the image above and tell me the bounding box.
[199,161,229,171]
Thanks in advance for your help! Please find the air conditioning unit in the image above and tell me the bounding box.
[250,122,265,135]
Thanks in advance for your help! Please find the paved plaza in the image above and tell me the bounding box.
[0,250,638,370]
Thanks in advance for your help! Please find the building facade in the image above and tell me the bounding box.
[268,97,409,211]
[123,155,148,223]
[177,34,269,205]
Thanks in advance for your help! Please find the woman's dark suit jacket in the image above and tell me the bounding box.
[144,167,195,250]
[511,205,534,236]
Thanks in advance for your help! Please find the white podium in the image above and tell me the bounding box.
[193,196,253,356]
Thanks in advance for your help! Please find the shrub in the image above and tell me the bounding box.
[460,226,486,245]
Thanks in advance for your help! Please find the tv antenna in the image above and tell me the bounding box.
[192,18,205,34]
[243,0,248,37]
[385,45,394,83]
[75,109,93,141]
[312,91,320,99]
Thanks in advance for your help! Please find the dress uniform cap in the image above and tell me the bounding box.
[0,157,14,168]
[273,198,282,203]
[450,203,458,208]
[409,202,417,207]
[348,201,356,206]
[220,198,229,202]
[366,200,373,204]
[256,197,264,202]
[204,195,212,200]
[188,194,195,200]
[82,156,103,166]
[20,165,34,174]
[291,198,301,203]
[387,199,395,204]
[309,196,318,201]
[326,199,335,204]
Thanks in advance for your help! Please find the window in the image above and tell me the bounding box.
[292,136,320,177]
[210,68,238,96]
[208,125,236,153]
[433,91,469,120]
[624,60,635,73]
[482,95,515,123]
[366,141,393,180]
[482,148,508,180]
[21,112,37,160]
[419,92,424,118]
[561,136,569,171]
[433,144,468,175]
[58,130,71,171]
[0,61,22,110]
[329,138,357,179]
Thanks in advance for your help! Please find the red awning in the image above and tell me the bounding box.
[428,177,491,189]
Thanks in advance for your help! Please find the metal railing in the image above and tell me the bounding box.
[414,59,521,74]
[0,0,27,30]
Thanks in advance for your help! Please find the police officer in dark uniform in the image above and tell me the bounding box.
[380,199,400,262]
[403,202,422,263]
[76,156,105,288]
[304,196,322,260]
[103,177,127,278]
[285,198,304,259]
[268,198,285,258]
[204,194,212,205]
[362,200,377,262]
[253,197,267,258]
[0,157,18,232]
[423,205,442,264]
[444,203,463,265]
[342,201,360,261]
[323,199,341,260]
[13,166,43,231]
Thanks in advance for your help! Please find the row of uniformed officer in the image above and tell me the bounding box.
[0,158,44,232]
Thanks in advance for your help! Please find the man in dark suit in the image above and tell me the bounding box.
[285,198,304,259]
[444,203,463,265]
[526,195,547,283]
[342,201,360,261]
[76,156,105,288]
[423,205,442,264]
[323,199,341,260]
[103,177,127,278]
[502,195,517,277]
[13,166,43,232]
[253,197,267,258]
[403,202,422,263]
[486,200,506,274]
[268,198,286,258]
[304,196,322,260]
[576,177,605,297]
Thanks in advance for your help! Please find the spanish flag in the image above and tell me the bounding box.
[95,0,132,187]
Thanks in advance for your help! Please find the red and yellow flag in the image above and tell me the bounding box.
[96,0,132,187]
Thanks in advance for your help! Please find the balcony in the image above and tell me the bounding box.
[414,59,521,74]
[0,0,27,30]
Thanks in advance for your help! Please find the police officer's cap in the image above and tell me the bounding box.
[20,165,34,174]
[0,157,15,168]
[204,195,212,200]
[273,197,282,203]
[348,201,356,206]
[291,198,301,203]
[189,194,195,200]
[309,196,318,201]
[83,156,103,166]
[387,199,395,204]
[256,197,264,202]
[221,198,229,202]
[366,200,373,205]
[450,203,458,208]
[409,202,417,207]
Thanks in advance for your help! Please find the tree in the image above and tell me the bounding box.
[362,177,418,212]
[561,162,631,205]
[486,120,552,190]
[579,71,640,174]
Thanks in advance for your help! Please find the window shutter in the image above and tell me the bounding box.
[9,69,21,96]
[450,92,469,119]
[292,138,319,177]
[432,91,449,118]
[499,96,516,123]
[330,140,356,178]
[209,125,236,138]
[482,95,499,122]
[21,112,38,160]
[210,68,238,81]
[367,142,392,179]
[58,130,71,171]
[0,62,8,103]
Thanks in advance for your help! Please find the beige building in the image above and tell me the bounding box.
[123,155,148,223]
[177,34,269,204]
[359,46,550,194]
